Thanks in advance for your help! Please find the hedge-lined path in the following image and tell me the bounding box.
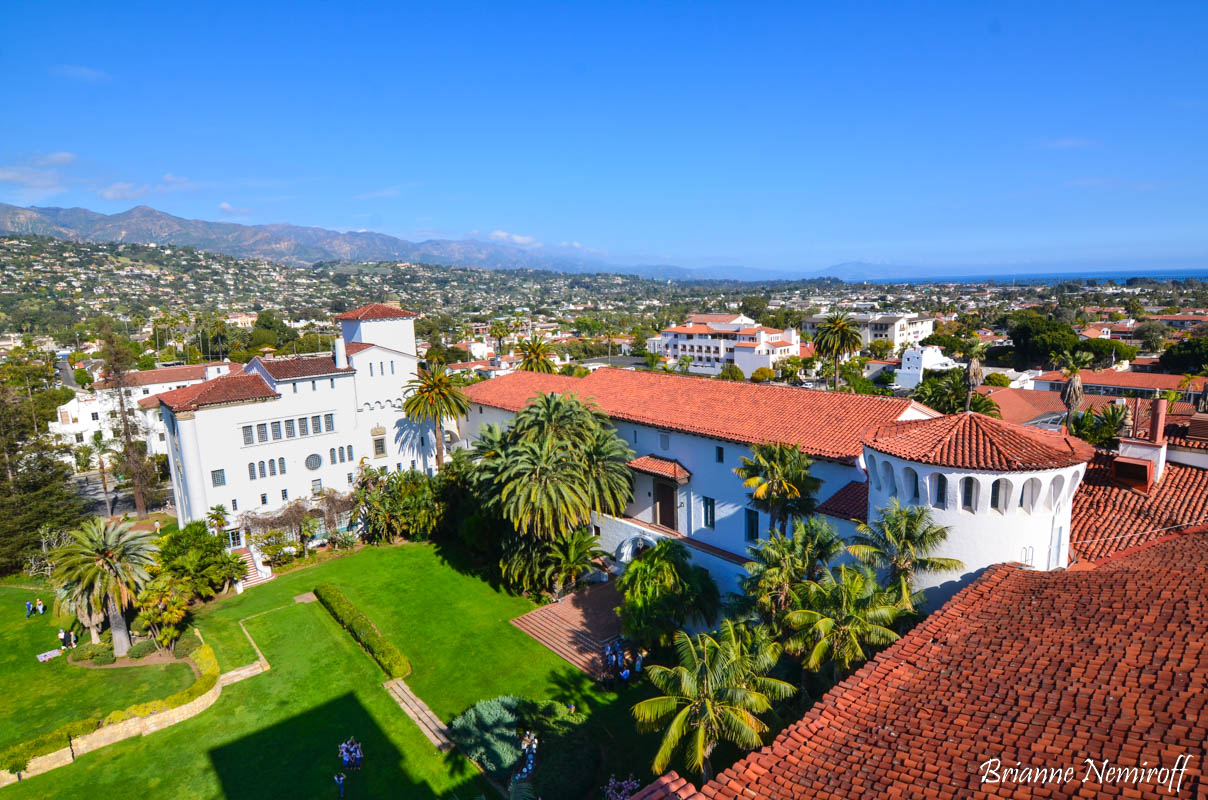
[383,678,453,752]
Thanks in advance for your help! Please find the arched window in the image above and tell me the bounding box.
[1019,478,1041,512]
[902,467,920,503]
[258,461,266,479]
[1048,474,1066,511]
[338,446,345,463]
[248,462,256,481]
[278,457,286,475]
[881,461,897,497]
[330,448,337,465]
[960,477,977,512]
[932,474,948,509]
[268,459,276,476]
[990,478,1010,513]
[347,444,353,461]
[867,455,881,491]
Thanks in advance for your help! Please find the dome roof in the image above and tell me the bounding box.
[864,412,1095,472]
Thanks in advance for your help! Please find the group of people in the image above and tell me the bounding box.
[602,640,645,687]
[333,737,363,797]
[57,628,79,650]
[24,598,45,618]
[513,730,539,782]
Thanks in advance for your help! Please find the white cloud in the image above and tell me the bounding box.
[155,173,209,192]
[490,229,538,246]
[98,182,148,200]
[1037,137,1098,150]
[35,152,76,166]
[51,65,111,83]
[0,166,67,202]
[218,201,251,215]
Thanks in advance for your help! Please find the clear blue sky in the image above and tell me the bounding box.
[2,1,1206,272]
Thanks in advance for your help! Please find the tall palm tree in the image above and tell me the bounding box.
[404,364,471,470]
[742,517,843,630]
[516,335,556,373]
[514,392,602,445]
[1056,350,1095,428]
[580,424,635,516]
[733,442,821,533]
[498,437,591,540]
[959,339,988,412]
[52,518,158,656]
[632,621,795,782]
[784,564,902,681]
[206,504,229,536]
[542,527,609,597]
[617,539,720,646]
[488,320,510,357]
[54,580,105,644]
[814,312,863,390]
[847,499,963,610]
[88,430,119,517]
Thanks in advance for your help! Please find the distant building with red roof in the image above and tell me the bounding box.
[646,314,800,378]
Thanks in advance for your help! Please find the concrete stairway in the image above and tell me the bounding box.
[235,550,273,591]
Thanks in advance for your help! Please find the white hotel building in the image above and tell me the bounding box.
[156,304,438,559]
[799,311,935,350]
[645,314,803,377]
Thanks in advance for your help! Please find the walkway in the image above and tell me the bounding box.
[510,579,622,679]
[383,679,453,752]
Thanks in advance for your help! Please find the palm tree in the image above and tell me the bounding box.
[1094,403,1130,444]
[958,339,987,413]
[514,392,602,445]
[675,355,694,374]
[733,443,821,533]
[404,364,471,470]
[206,504,229,537]
[488,320,510,357]
[847,499,963,610]
[784,564,902,681]
[643,351,662,371]
[54,580,105,644]
[542,528,609,597]
[87,430,120,517]
[498,437,591,540]
[52,518,158,656]
[632,620,795,782]
[517,335,556,373]
[814,312,863,390]
[1056,350,1095,428]
[742,517,843,630]
[580,425,635,516]
[617,539,720,646]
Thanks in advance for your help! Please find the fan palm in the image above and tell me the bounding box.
[814,312,863,390]
[958,339,988,412]
[1056,350,1095,428]
[517,335,556,373]
[404,364,471,470]
[784,564,902,681]
[741,517,843,629]
[52,518,158,656]
[488,320,510,357]
[847,499,963,610]
[206,504,229,536]
[632,620,795,782]
[733,442,821,533]
[542,528,609,597]
[498,437,591,540]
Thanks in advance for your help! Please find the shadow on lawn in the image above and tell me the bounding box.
[209,692,473,800]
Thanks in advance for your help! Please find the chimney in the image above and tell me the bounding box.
[334,336,348,369]
[1115,396,1169,489]
[1149,397,1167,445]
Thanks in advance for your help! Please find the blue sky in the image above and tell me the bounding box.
[2,1,1206,273]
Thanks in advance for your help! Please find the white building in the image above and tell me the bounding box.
[457,368,939,591]
[645,313,801,378]
[157,304,438,579]
[799,312,935,350]
[895,345,960,390]
[49,362,242,456]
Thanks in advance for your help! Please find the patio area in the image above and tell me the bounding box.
[510,580,623,679]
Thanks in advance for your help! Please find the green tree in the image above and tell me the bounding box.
[404,364,471,471]
[517,335,556,373]
[632,620,794,782]
[749,367,775,382]
[98,323,149,517]
[542,528,609,597]
[733,442,821,533]
[52,518,158,656]
[741,517,843,632]
[206,504,229,535]
[814,312,863,390]
[847,499,963,610]
[717,363,745,381]
[867,339,894,360]
[616,539,720,647]
[1134,320,1169,352]
[1159,338,1208,375]
[488,320,510,356]
[499,438,591,540]
[982,372,1011,387]
[135,574,191,652]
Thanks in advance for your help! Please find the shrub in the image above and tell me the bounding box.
[313,583,410,678]
[69,642,113,663]
[127,639,158,660]
[982,372,1011,387]
[0,717,100,774]
[96,643,220,730]
[447,696,525,781]
[749,367,775,383]
[92,650,116,666]
[174,629,202,657]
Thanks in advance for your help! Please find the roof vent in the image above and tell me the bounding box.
[1188,412,1208,442]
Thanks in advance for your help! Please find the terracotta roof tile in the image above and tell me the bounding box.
[94,361,242,389]
[344,341,374,355]
[816,480,868,522]
[465,369,936,463]
[1035,368,1207,392]
[865,412,1095,470]
[628,454,692,482]
[334,302,418,321]
[636,532,1208,800]
[156,374,278,412]
[254,354,354,380]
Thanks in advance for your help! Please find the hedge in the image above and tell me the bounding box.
[313,583,410,678]
[0,717,100,775]
[127,640,158,659]
[100,644,219,726]
[174,629,202,658]
[69,643,113,664]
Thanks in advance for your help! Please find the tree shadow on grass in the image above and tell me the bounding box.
[209,692,472,800]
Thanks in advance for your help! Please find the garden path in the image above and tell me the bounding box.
[383,678,453,752]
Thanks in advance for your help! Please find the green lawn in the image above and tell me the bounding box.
[3,544,663,797]
[0,586,196,751]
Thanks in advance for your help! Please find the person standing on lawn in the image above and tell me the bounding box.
[25,600,33,618]
[334,773,346,798]
[36,598,45,615]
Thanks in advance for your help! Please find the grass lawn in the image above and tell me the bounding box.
[0,586,196,752]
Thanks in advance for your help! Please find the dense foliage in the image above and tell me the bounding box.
[616,539,720,647]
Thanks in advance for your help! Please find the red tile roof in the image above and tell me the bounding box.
[1035,368,1207,392]
[156,374,279,412]
[816,480,868,522]
[687,313,744,324]
[344,341,374,355]
[865,412,1095,471]
[95,361,242,389]
[1070,454,1208,562]
[976,386,1126,425]
[334,302,418,321]
[799,342,816,359]
[253,354,355,380]
[635,531,1208,800]
[464,368,937,463]
[628,455,691,482]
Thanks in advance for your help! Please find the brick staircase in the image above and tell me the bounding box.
[510,580,623,680]
[511,612,608,678]
[234,549,273,591]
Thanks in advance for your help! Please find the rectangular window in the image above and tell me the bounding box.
[659,433,670,451]
[702,497,715,529]
[311,380,317,391]
[347,473,353,484]
[260,493,268,505]
[324,413,334,432]
[374,437,386,456]
[256,423,268,443]
[285,419,296,438]
[142,388,150,395]
[74,432,84,443]
[91,412,99,421]
[211,469,226,487]
[390,361,395,375]
[745,509,759,542]
[715,446,724,463]
[231,499,238,511]
[158,433,165,441]
[311,479,323,494]
[369,363,374,376]
[242,425,254,445]
[312,415,322,434]
[281,489,289,501]
[299,417,309,436]
[293,383,298,394]
[270,421,282,440]
[410,459,416,470]
[330,378,335,388]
